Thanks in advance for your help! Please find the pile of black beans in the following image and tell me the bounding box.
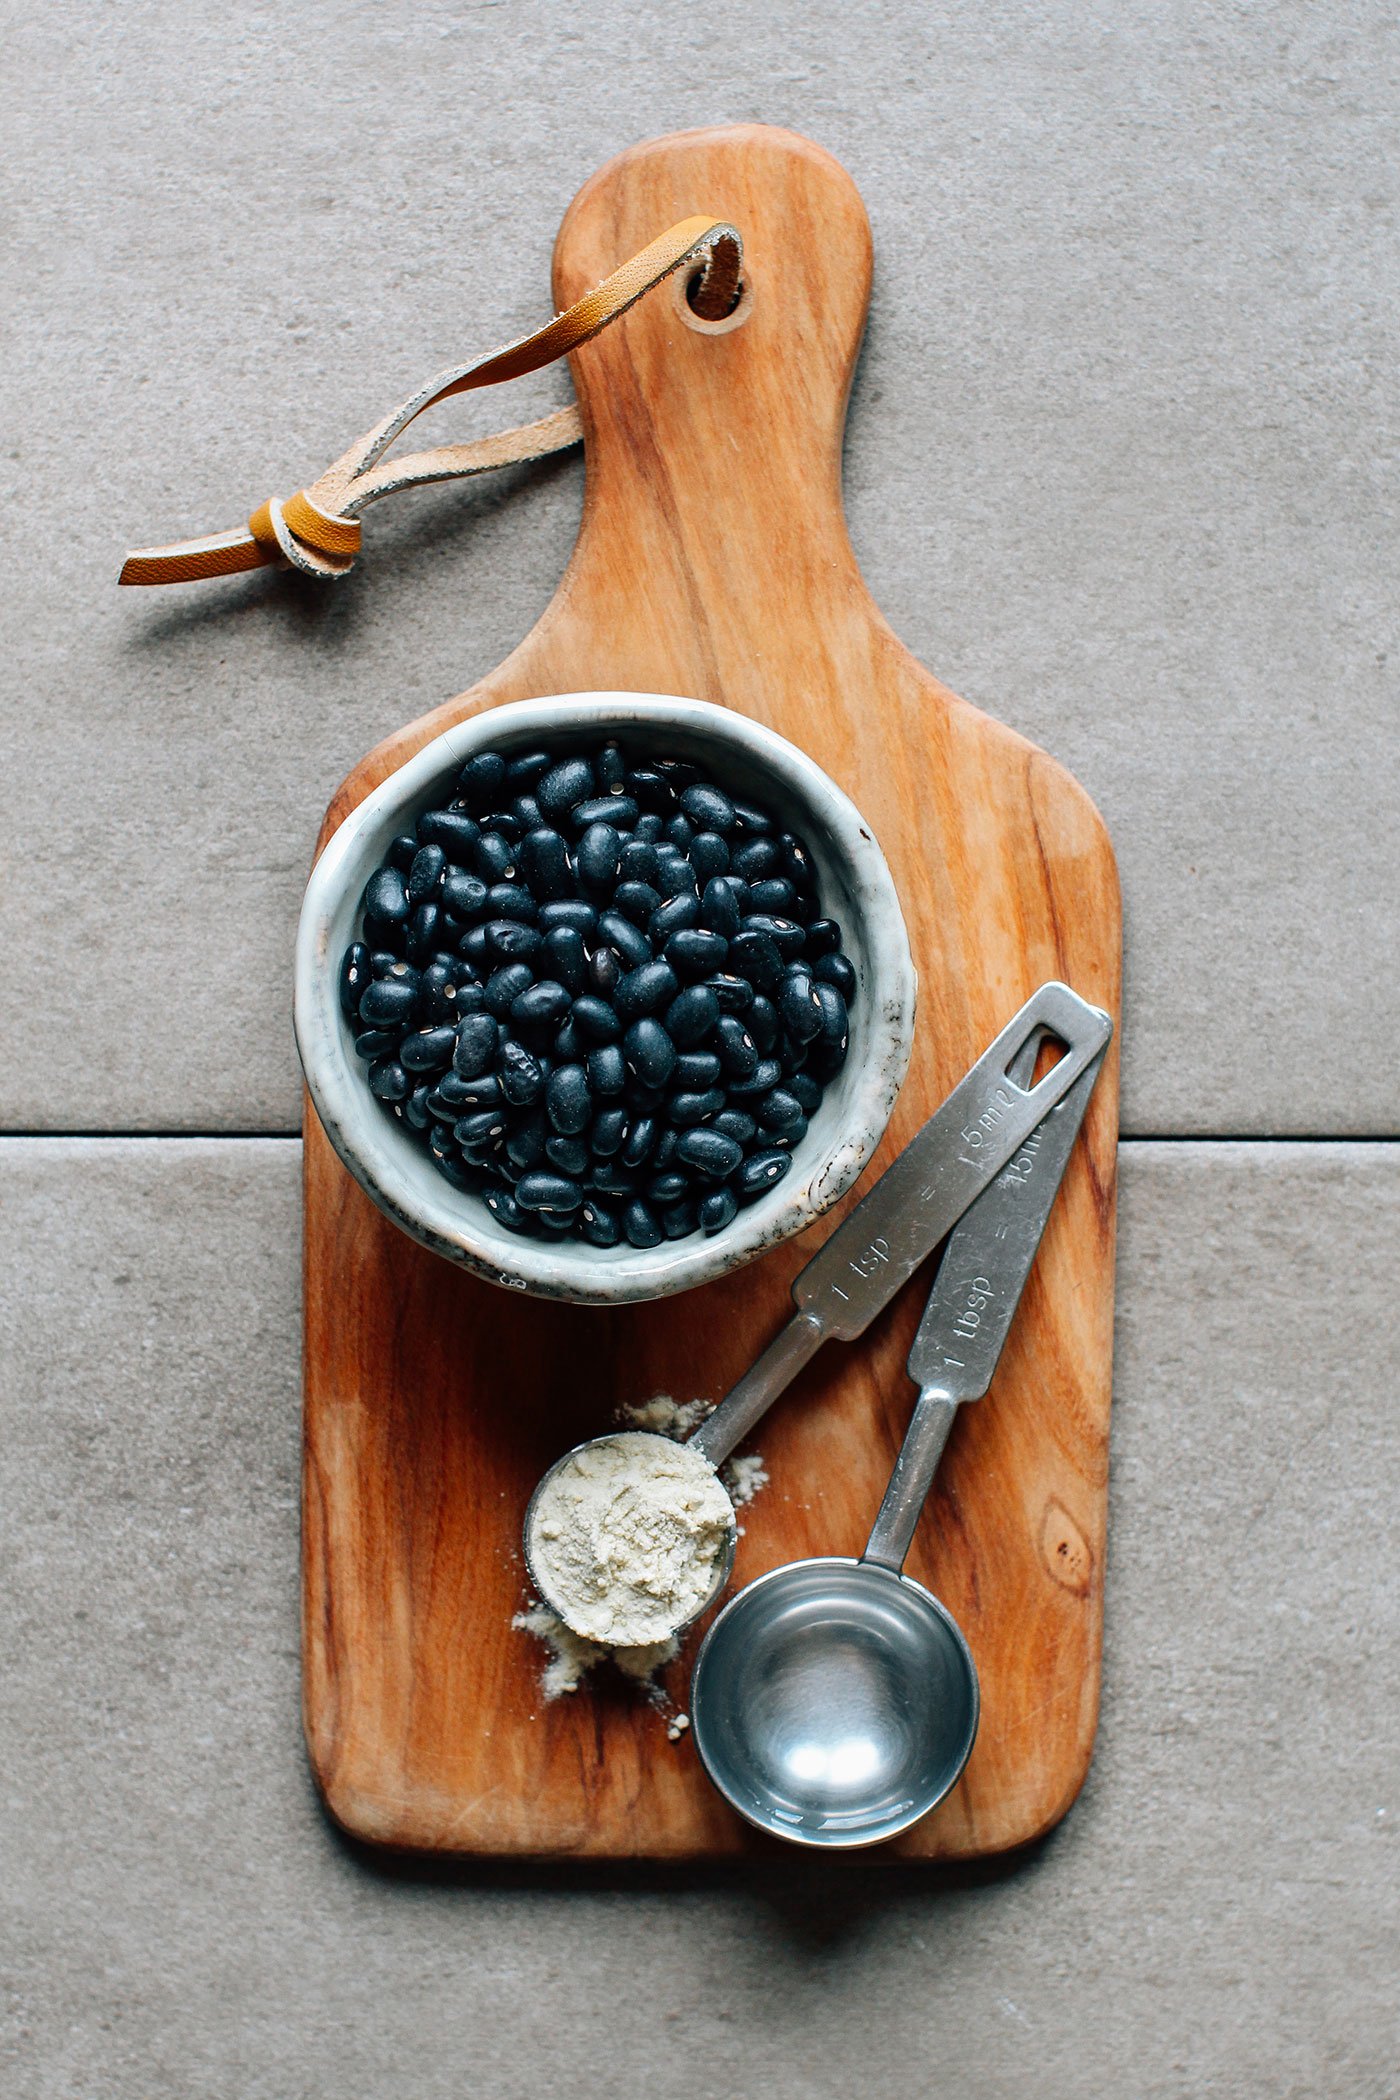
[339,739,855,1249]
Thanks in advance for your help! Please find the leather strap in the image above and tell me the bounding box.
[120,216,741,586]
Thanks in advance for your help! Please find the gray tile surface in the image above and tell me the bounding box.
[3,1138,1396,2098]
[3,3,1398,1134]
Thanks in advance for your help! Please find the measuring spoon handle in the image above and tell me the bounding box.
[861,1043,1107,1573]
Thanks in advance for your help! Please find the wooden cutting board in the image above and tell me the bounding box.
[302,123,1121,1860]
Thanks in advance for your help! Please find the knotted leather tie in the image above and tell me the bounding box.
[119,217,742,586]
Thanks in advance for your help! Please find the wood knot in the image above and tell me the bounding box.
[1040,1499,1094,1596]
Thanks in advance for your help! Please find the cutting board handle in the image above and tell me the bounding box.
[547,125,878,682]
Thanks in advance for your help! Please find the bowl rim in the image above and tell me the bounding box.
[294,691,916,1304]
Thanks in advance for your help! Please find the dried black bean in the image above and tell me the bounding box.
[619,839,659,884]
[676,1127,743,1180]
[513,794,544,831]
[612,881,662,926]
[589,1160,639,1199]
[354,1028,396,1061]
[485,920,542,961]
[483,964,533,1019]
[446,1071,503,1109]
[472,832,517,884]
[340,942,370,1021]
[578,1198,621,1248]
[742,913,805,959]
[728,928,783,993]
[615,961,678,1022]
[781,832,817,889]
[728,1057,783,1097]
[669,1088,725,1127]
[598,911,651,970]
[368,1056,409,1103]
[648,1171,691,1206]
[660,1201,698,1241]
[586,1043,626,1096]
[681,783,736,833]
[537,899,594,938]
[805,918,841,957]
[673,1052,721,1089]
[457,751,507,813]
[739,1148,792,1197]
[543,927,587,995]
[597,741,626,793]
[484,1186,529,1233]
[456,1106,508,1151]
[688,832,730,883]
[516,1171,584,1215]
[552,1019,582,1061]
[705,973,754,1015]
[486,882,538,924]
[571,994,621,1042]
[500,1039,545,1105]
[812,982,849,1054]
[577,821,622,892]
[417,810,479,858]
[814,951,856,1001]
[655,856,698,901]
[359,976,418,1029]
[506,749,552,787]
[713,1108,756,1146]
[406,902,442,962]
[622,1116,658,1169]
[780,969,823,1043]
[771,1114,809,1150]
[665,984,720,1047]
[591,1107,628,1157]
[536,756,594,818]
[699,877,740,939]
[748,995,780,1052]
[505,1110,548,1169]
[623,1199,663,1249]
[512,980,571,1029]
[404,1084,434,1131]
[363,867,409,928]
[649,893,700,945]
[788,1072,823,1112]
[386,833,419,874]
[573,794,638,831]
[546,1063,591,1135]
[545,1134,589,1176]
[430,1141,475,1192]
[758,1087,805,1132]
[408,844,445,903]
[629,767,675,813]
[399,1026,457,1073]
[700,1187,739,1235]
[588,947,622,1000]
[458,924,490,967]
[666,814,694,852]
[441,870,488,920]
[715,1015,760,1078]
[730,836,781,882]
[635,814,665,844]
[731,799,774,835]
[748,877,797,916]
[665,928,727,980]
[623,1018,676,1088]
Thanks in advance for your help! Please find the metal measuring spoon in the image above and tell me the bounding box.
[522,983,1111,1640]
[688,1034,1107,1848]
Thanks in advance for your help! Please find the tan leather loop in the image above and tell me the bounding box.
[120,217,741,586]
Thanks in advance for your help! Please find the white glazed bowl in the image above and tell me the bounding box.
[295,693,916,1305]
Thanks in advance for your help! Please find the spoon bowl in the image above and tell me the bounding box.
[690,1557,979,1847]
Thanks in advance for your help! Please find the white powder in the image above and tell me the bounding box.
[526,1431,736,1646]
[511,1601,679,1701]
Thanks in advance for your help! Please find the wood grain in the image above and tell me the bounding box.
[302,123,1121,1859]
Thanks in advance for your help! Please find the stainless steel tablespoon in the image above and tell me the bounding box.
[522,983,1112,1640]
[688,1032,1106,1847]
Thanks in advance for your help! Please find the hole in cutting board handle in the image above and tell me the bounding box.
[678,266,753,334]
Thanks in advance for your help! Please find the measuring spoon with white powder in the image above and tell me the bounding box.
[522,982,1112,1647]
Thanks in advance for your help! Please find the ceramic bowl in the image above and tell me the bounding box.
[294,693,916,1304]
